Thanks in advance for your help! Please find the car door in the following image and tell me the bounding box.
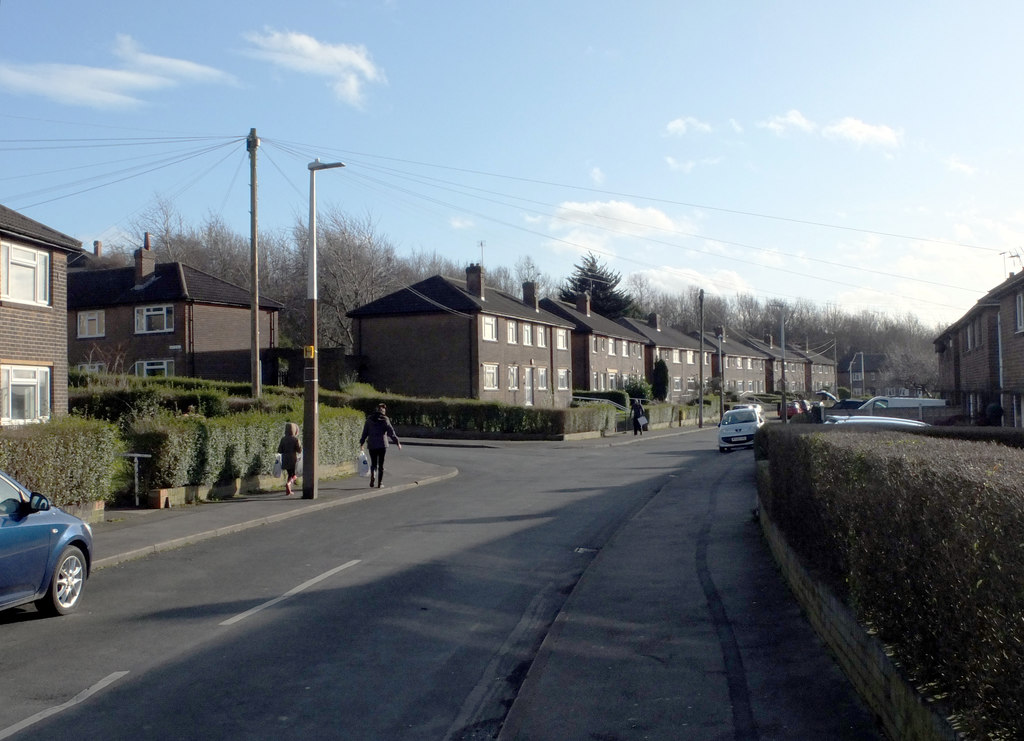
[0,473,51,608]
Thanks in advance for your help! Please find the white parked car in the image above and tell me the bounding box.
[718,408,764,453]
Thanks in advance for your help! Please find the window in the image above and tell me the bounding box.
[1016,292,1024,332]
[672,349,681,363]
[133,359,174,377]
[607,339,616,357]
[77,310,105,338]
[77,362,106,374]
[0,366,50,424]
[557,368,570,390]
[522,323,533,346]
[591,336,598,354]
[1,243,50,306]
[508,365,520,389]
[622,341,629,358]
[673,377,682,392]
[556,329,568,350]
[483,363,499,390]
[135,305,174,334]
[687,350,695,365]
[537,367,548,390]
[507,320,518,344]
[608,371,618,389]
[483,315,498,342]
[536,326,547,347]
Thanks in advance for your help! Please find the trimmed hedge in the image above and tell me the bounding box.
[126,407,364,491]
[758,424,1024,739]
[0,417,125,506]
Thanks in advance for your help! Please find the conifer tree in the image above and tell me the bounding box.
[558,252,633,318]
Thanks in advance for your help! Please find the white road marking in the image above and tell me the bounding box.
[220,559,362,626]
[0,671,129,739]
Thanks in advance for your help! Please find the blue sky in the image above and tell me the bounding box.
[3,1,1023,329]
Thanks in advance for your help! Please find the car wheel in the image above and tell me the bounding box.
[36,545,87,616]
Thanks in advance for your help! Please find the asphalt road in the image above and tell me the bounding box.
[0,429,878,740]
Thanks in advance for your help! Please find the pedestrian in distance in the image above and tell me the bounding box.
[359,403,401,488]
[277,422,302,496]
[631,397,646,436]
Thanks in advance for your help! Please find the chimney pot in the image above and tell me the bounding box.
[93,240,102,257]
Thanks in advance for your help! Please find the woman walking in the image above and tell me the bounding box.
[277,422,302,496]
[359,403,401,488]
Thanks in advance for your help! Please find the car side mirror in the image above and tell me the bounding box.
[28,492,51,513]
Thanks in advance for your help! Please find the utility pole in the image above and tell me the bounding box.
[698,289,704,428]
[716,326,725,420]
[247,128,261,398]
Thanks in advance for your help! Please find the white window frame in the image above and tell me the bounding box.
[135,304,174,334]
[77,310,106,338]
[608,338,616,357]
[1,243,50,306]
[483,363,499,390]
[556,329,568,350]
[1016,292,1024,332]
[507,320,518,344]
[557,368,570,390]
[0,365,51,424]
[133,359,175,377]
[482,315,498,342]
[77,362,107,374]
[507,364,520,390]
[522,323,533,346]
[537,366,548,390]
[622,341,629,358]
[536,327,547,348]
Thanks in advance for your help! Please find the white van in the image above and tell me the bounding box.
[858,396,947,414]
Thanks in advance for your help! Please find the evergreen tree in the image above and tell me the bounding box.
[559,252,634,319]
[652,359,669,401]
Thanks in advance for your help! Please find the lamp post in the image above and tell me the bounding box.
[303,159,345,499]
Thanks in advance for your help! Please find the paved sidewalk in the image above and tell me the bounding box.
[90,451,458,570]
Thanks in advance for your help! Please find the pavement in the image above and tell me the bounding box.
[86,424,880,739]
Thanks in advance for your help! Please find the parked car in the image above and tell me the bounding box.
[718,407,764,452]
[823,416,930,429]
[0,469,92,616]
[778,400,804,419]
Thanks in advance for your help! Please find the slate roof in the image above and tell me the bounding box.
[692,330,764,359]
[538,298,648,343]
[347,274,573,327]
[67,262,284,311]
[0,204,82,253]
[617,317,702,350]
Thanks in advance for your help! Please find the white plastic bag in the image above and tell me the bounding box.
[638,415,648,428]
[358,451,371,477]
[272,453,283,478]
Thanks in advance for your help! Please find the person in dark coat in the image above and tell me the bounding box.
[631,398,646,436]
[359,403,401,488]
[277,422,302,496]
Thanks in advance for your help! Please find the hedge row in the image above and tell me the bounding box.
[757,424,1024,739]
[0,417,125,507]
[126,406,364,491]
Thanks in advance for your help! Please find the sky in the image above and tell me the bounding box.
[3,1,1024,331]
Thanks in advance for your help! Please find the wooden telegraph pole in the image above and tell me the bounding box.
[247,128,261,398]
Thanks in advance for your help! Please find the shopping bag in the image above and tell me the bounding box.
[358,451,371,477]
[637,415,648,428]
[272,454,283,478]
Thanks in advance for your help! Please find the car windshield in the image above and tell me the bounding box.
[724,410,756,424]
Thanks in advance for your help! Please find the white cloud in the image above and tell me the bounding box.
[945,155,977,176]
[728,118,744,134]
[589,166,605,184]
[822,117,902,148]
[758,109,817,135]
[665,116,712,136]
[242,29,385,107]
[665,156,695,173]
[449,217,474,230]
[0,35,234,109]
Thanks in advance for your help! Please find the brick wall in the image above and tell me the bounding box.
[0,250,69,415]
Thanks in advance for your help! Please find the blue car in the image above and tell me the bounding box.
[0,469,93,616]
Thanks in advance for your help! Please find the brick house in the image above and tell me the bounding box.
[695,330,771,396]
[617,313,704,401]
[348,265,575,407]
[935,270,1024,426]
[792,345,838,394]
[837,352,888,397]
[538,294,647,395]
[1,205,84,424]
[67,243,283,383]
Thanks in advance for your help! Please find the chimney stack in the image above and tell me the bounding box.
[576,291,591,317]
[135,232,155,285]
[466,264,484,299]
[647,312,661,331]
[522,281,539,311]
[93,240,103,257]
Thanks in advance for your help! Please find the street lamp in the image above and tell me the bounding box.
[303,159,345,499]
